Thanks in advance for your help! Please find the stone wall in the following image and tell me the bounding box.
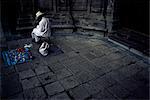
[3,0,114,36]
[39,0,114,34]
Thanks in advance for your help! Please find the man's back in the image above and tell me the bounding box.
[35,17,51,37]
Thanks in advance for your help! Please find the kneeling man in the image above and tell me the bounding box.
[31,11,51,43]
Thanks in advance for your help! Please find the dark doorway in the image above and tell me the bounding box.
[1,0,38,35]
[15,0,38,35]
[1,0,17,34]
[110,0,149,56]
[119,0,149,35]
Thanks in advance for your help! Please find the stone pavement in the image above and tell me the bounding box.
[1,34,149,99]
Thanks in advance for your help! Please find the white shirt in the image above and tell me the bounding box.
[32,17,51,37]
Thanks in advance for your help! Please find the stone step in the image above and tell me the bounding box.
[18,13,33,18]
[17,18,33,24]
[16,22,33,27]
[109,33,149,56]
[16,26,33,31]
[16,28,32,35]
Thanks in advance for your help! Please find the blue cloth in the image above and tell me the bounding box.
[2,47,32,67]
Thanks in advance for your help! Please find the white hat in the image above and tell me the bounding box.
[36,11,44,18]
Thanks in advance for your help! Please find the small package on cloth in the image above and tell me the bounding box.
[39,42,49,56]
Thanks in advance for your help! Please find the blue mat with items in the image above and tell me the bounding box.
[2,47,32,66]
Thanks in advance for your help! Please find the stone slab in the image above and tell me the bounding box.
[21,76,41,90]
[69,85,90,99]
[38,72,57,85]
[60,76,79,90]
[23,87,46,99]
[45,81,64,96]
[19,69,35,79]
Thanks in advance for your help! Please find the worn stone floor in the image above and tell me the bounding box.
[1,34,149,99]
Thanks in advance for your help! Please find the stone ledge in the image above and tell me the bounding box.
[52,25,106,32]
[16,24,106,32]
[108,38,149,63]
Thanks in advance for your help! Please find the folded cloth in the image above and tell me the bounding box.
[39,42,49,56]
[24,44,33,48]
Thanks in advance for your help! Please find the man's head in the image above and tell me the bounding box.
[36,11,44,19]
